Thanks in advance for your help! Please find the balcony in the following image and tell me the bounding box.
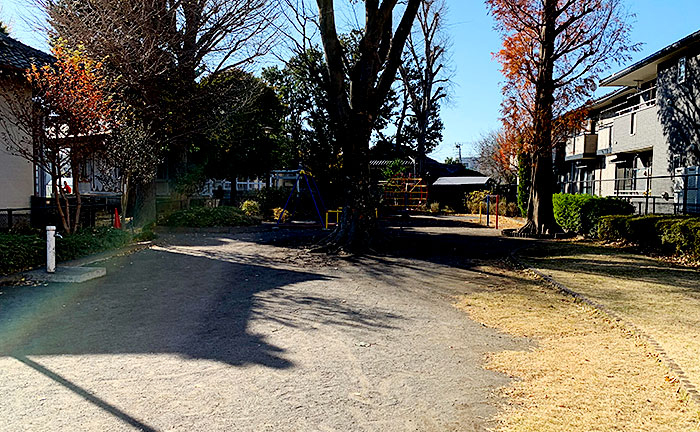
[565,133,598,161]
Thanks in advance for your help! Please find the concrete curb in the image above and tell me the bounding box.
[509,245,700,406]
[0,241,152,286]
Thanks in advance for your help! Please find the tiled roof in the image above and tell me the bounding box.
[0,33,53,71]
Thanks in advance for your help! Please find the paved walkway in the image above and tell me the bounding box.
[0,216,530,431]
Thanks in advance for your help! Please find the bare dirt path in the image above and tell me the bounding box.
[0,216,530,431]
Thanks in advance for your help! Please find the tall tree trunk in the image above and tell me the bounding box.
[518,0,560,235]
[70,157,82,233]
[324,113,376,251]
[133,179,157,227]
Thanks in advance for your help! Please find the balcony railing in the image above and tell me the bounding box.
[598,86,657,120]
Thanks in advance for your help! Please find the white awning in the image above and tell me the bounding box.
[432,176,491,186]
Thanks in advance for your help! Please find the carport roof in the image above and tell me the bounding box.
[433,176,491,186]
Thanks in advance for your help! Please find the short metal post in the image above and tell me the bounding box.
[7,210,13,230]
[486,195,491,227]
[495,195,499,229]
[683,175,689,215]
[46,226,56,273]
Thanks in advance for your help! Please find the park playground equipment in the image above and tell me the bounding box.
[478,194,501,229]
[276,170,326,226]
[382,177,428,212]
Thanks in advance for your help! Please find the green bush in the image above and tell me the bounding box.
[598,215,700,259]
[660,219,700,258]
[0,227,132,275]
[597,215,631,241]
[553,194,593,233]
[517,153,531,218]
[240,200,261,217]
[553,194,634,236]
[0,233,44,275]
[580,197,635,237]
[625,215,667,247]
[161,206,257,228]
[56,227,132,262]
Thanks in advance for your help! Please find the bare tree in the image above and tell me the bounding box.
[475,130,517,184]
[38,0,279,224]
[399,0,450,174]
[312,0,421,251]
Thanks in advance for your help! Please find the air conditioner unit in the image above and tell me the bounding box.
[675,166,700,213]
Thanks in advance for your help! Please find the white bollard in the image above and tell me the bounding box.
[46,226,56,273]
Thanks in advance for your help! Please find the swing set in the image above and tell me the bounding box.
[276,170,326,227]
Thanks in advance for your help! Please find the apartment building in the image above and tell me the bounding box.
[561,29,700,214]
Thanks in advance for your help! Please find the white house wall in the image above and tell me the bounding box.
[611,106,665,154]
[0,81,34,209]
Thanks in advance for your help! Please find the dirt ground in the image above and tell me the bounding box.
[0,216,532,431]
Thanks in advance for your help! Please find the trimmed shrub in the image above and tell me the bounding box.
[579,197,634,237]
[659,219,700,258]
[162,206,256,228]
[554,194,634,236]
[598,215,700,259]
[430,202,440,214]
[597,215,631,241]
[625,215,667,247]
[553,194,593,233]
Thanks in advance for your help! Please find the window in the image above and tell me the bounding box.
[678,57,687,83]
[630,112,636,135]
[615,163,635,191]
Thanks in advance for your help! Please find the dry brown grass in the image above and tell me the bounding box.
[458,263,700,432]
[523,242,700,401]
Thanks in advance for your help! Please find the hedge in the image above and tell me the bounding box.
[161,206,257,228]
[598,215,700,259]
[0,227,132,276]
[553,194,634,237]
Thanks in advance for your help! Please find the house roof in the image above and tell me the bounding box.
[432,176,491,186]
[369,159,413,167]
[589,86,637,111]
[600,28,700,87]
[0,33,53,72]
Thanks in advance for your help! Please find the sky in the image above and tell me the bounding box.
[3,0,700,162]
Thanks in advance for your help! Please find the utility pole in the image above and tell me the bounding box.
[455,143,462,163]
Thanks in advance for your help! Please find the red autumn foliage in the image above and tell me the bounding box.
[487,0,638,233]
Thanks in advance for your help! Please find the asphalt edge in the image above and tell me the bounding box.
[509,244,700,407]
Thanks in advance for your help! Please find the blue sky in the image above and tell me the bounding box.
[3,0,700,162]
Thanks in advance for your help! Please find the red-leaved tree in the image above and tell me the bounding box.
[1,42,113,232]
[487,0,639,234]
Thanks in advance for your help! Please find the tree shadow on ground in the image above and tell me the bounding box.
[522,242,700,293]
[376,218,532,267]
[0,244,400,369]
